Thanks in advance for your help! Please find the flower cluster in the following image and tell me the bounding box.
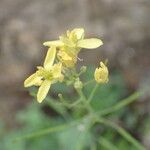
[43,28,103,68]
[24,28,108,103]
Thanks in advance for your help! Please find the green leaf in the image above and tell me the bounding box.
[58,125,92,150]
[83,67,126,112]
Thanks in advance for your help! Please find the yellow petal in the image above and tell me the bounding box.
[72,28,84,40]
[57,50,77,68]
[44,46,56,69]
[100,61,106,68]
[59,36,75,47]
[58,50,72,60]
[34,80,43,86]
[51,63,62,78]
[43,40,64,47]
[37,80,51,103]
[24,73,42,87]
[77,38,103,49]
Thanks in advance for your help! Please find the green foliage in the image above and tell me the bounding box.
[0,67,146,150]
[83,66,126,111]
[0,103,60,150]
[58,126,92,150]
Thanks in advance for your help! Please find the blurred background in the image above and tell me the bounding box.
[0,0,150,149]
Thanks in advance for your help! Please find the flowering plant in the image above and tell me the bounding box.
[21,28,145,150]
[24,28,105,103]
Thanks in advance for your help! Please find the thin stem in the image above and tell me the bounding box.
[76,89,93,113]
[83,79,95,87]
[14,114,93,143]
[30,90,69,119]
[98,137,119,150]
[87,83,99,104]
[96,118,145,150]
[69,99,82,108]
[97,91,141,116]
[58,94,82,108]
[45,97,71,120]
[14,121,78,142]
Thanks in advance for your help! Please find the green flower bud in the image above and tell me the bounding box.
[80,66,87,73]
[74,78,83,89]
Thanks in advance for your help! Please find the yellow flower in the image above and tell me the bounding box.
[57,50,77,68]
[24,46,63,103]
[44,28,103,50]
[43,28,103,67]
[94,62,109,84]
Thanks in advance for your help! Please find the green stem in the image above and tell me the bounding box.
[14,114,93,143]
[45,97,70,120]
[69,99,82,108]
[83,79,95,87]
[58,94,82,108]
[98,137,119,150]
[30,91,68,119]
[76,89,93,113]
[14,121,77,142]
[96,118,145,150]
[30,90,70,119]
[87,83,99,104]
[97,91,141,116]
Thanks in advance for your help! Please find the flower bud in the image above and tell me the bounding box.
[74,78,83,89]
[94,61,109,84]
[80,66,87,73]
